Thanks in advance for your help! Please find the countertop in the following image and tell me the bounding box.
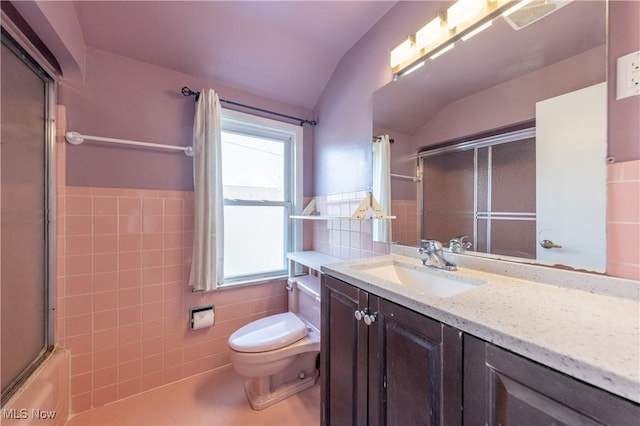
[287,251,343,272]
[321,250,640,404]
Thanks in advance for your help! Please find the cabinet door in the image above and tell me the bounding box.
[464,335,640,425]
[321,275,369,426]
[368,296,462,426]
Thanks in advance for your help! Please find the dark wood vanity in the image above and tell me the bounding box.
[321,275,461,426]
[463,336,640,425]
[320,274,640,426]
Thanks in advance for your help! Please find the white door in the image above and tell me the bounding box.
[535,82,607,272]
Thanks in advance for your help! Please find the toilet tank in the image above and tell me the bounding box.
[288,274,321,332]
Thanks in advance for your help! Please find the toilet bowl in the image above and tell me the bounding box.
[228,278,321,410]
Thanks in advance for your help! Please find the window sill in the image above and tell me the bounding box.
[217,274,289,290]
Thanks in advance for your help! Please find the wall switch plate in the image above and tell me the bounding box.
[616,50,640,100]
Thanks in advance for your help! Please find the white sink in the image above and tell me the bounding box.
[353,260,486,298]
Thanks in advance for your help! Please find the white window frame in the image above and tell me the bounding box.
[218,108,303,286]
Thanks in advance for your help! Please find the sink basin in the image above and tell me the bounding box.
[353,260,486,298]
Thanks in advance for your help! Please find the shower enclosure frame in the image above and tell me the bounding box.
[0,25,57,404]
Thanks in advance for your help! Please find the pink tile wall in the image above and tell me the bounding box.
[59,189,288,413]
[607,160,640,280]
[391,199,419,245]
[308,192,418,260]
[55,112,287,414]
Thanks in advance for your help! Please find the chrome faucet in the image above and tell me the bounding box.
[417,239,457,271]
[449,235,472,254]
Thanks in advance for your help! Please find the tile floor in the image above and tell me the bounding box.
[67,366,320,426]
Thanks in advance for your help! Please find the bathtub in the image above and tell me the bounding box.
[2,349,69,426]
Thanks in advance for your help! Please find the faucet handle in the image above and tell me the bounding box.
[451,235,469,243]
[449,235,472,253]
[420,239,442,250]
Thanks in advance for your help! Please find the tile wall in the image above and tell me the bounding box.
[306,191,419,260]
[607,160,640,280]
[55,111,287,413]
[390,199,420,246]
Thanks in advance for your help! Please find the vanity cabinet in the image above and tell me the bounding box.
[320,275,462,426]
[463,335,640,425]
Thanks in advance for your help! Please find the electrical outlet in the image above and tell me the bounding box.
[616,50,640,100]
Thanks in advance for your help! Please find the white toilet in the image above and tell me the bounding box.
[228,276,321,410]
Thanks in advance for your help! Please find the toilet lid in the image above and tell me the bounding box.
[228,312,308,353]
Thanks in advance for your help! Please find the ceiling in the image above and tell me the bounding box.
[72,1,396,110]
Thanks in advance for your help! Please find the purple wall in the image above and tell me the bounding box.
[411,46,605,150]
[60,48,314,195]
[312,2,443,196]
[313,1,639,197]
[608,0,640,162]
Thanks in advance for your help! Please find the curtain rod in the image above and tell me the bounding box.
[181,87,317,127]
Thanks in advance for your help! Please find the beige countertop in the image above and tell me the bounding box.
[321,250,640,404]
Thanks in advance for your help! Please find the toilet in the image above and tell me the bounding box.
[228,276,321,410]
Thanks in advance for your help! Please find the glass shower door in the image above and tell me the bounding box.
[1,30,54,402]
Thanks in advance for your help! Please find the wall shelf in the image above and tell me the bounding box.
[289,193,396,221]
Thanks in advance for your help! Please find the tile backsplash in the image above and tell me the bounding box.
[607,160,640,280]
[306,191,418,260]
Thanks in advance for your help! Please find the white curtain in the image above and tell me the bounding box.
[188,88,224,292]
[372,135,392,243]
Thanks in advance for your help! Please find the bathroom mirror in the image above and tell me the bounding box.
[373,0,607,271]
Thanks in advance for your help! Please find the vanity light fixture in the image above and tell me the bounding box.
[415,15,445,52]
[390,37,416,69]
[447,0,486,30]
[391,0,515,78]
[403,61,426,76]
[430,44,455,60]
[461,20,493,41]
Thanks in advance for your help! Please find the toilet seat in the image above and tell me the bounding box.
[229,312,308,353]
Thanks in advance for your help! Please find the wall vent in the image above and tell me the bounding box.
[503,0,572,31]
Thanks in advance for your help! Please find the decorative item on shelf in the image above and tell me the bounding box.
[289,193,396,221]
[352,193,386,219]
[390,0,523,77]
[299,198,317,216]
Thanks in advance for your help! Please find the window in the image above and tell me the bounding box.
[220,109,303,285]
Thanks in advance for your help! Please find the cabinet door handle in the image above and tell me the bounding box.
[354,310,364,321]
[364,312,378,326]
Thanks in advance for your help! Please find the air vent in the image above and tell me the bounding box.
[503,0,572,31]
